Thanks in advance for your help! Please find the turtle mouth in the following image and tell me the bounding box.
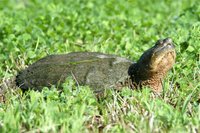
[150,38,176,71]
[152,42,175,60]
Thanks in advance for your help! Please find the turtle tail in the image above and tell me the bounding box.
[15,70,28,91]
[15,71,22,88]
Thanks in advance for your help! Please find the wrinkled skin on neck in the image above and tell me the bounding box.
[128,38,176,92]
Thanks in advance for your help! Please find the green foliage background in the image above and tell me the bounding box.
[0,0,199,132]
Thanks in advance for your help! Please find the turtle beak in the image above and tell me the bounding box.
[150,38,176,71]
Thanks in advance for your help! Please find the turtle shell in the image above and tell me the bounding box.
[16,52,133,92]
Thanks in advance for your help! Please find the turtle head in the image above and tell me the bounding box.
[138,38,176,73]
[129,38,176,92]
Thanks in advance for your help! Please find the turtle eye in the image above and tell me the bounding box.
[155,39,163,46]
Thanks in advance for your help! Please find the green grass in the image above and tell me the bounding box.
[0,0,200,132]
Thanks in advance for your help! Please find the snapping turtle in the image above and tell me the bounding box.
[15,38,176,93]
